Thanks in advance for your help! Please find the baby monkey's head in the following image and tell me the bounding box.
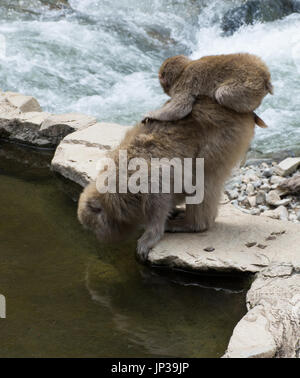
[159,55,190,95]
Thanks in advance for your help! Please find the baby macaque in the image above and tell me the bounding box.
[143,53,273,126]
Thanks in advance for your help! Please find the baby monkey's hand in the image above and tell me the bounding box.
[142,111,156,124]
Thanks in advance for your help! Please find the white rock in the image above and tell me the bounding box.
[277,206,289,221]
[247,195,256,208]
[224,264,300,358]
[289,213,297,222]
[51,122,132,186]
[266,190,281,206]
[274,157,300,177]
[4,91,42,113]
[224,306,277,358]
[263,209,280,220]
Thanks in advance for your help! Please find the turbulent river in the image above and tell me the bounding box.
[0,0,299,154]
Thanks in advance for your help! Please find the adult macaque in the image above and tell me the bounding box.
[78,97,255,262]
[143,53,273,127]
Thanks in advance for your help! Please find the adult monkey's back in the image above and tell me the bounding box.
[78,96,255,262]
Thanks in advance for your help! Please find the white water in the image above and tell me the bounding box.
[0,0,299,154]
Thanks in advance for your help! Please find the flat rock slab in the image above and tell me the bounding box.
[51,122,132,186]
[149,204,300,273]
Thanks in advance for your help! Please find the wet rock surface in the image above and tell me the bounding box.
[221,0,299,35]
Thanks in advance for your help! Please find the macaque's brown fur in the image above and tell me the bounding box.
[78,97,255,262]
[143,53,273,123]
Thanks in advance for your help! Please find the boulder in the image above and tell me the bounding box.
[40,113,97,145]
[0,110,53,147]
[51,122,132,186]
[224,263,300,358]
[221,0,298,35]
[0,91,97,147]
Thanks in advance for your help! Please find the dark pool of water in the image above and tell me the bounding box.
[0,141,249,358]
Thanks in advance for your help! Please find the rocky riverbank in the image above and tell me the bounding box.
[225,159,300,223]
[1,91,299,358]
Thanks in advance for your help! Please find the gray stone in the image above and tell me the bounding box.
[263,168,273,178]
[256,191,266,205]
[263,206,289,221]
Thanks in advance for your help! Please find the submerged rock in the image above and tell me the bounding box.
[221,0,299,35]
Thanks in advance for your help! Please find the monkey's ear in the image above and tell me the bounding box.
[87,199,102,214]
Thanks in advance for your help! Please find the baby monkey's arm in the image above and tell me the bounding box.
[142,93,195,123]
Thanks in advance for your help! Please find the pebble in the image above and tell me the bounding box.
[227,190,239,200]
[248,195,256,208]
[257,244,267,249]
[204,247,215,252]
[266,190,281,206]
[246,183,255,195]
[266,236,276,241]
[245,242,257,248]
[224,157,300,224]
[263,168,273,178]
[256,191,266,205]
